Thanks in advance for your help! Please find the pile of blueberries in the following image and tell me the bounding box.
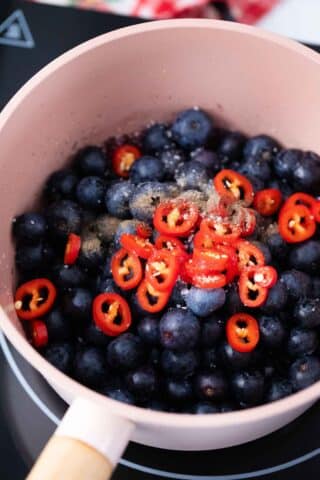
[12,108,320,413]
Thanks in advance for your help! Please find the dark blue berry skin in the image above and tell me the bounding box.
[219,342,252,371]
[82,324,109,348]
[125,366,158,400]
[231,370,265,407]
[51,264,88,290]
[85,214,121,244]
[266,379,293,402]
[45,342,74,374]
[46,200,82,240]
[107,333,144,371]
[149,348,161,369]
[251,241,272,265]
[289,241,320,274]
[142,124,171,153]
[129,156,164,184]
[191,148,220,175]
[194,371,228,401]
[169,280,188,308]
[44,308,71,342]
[95,277,119,295]
[165,378,193,403]
[290,356,320,391]
[161,349,198,378]
[174,161,209,191]
[172,108,213,150]
[217,131,246,163]
[101,385,134,405]
[105,181,134,219]
[220,402,236,412]
[12,213,47,244]
[183,287,226,318]
[145,399,168,411]
[244,135,280,163]
[287,328,318,358]
[261,281,288,314]
[159,308,200,351]
[74,146,107,177]
[201,315,224,347]
[265,232,288,260]
[273,149,301,179]
[45,169,78,202]
[160,148,186,180]
[114,219,140,246]
[224,283,242,314]
[137,317,159,346]
[76,176,106,211]
[78,235,107,272]
[280,270,312,300]
[294,298,320,329]
[15,242,54,273]
[239,157,271,182]
[62,288,93,321]
[258,315,286,349]
[292,151,320,194]
[129,182,176,223]
[312,277,320,297]
[74,347,107,388]
[202,348,218,371]
[192,402,219,414]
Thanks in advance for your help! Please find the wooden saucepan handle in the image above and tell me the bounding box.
[26,398,134,480]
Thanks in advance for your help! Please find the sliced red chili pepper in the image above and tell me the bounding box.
[213,169,254,205]
[136,223,153,239]
[239,270,268,308]
[30,320,48,348]
[284,192,316,211]
[136,279,170,313]
[226,313,260,353]
[112,144,141,178]
[146,250,179,292]
[312,200,320,223]
[190,269,227,289]
[245,265,278,288]
[120,233,154,259]
[64,233,81,265]
[111,248,142,290]
[235,240,265,270]
[14,278,57,321]
[239,208,257,237]
[193,246,230,272]
[93,292,131,336]
[193,231,214,249]
[200,217,241,244]
[253,188,282,216]
[278,204,316,243]
[179,255,193,283]
[155,235,186,255]
[153,200,199,237]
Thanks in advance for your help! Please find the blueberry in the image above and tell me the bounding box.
[217,131,246,163]
[244,135,280,163]
[165,378,193,403]
[239,157,271,182]
[169,279,188,308]
[137,317,159,346]
[174,161,209,191]
[12,213,47,244]
[129,155,164,184]
[130,182,177,223]
[85,214,121,244]
[74,347,107,388]
[78,235,107,272]
[148,347,161,369]
[251,241,272,265]
[261,281,288,313]
[258,315,286,349]
[62,288,93,321]
[219,341,252,371]
[266,379,293,402]
[107,333,144,371]
[265,232,288,260]
[290,355,320,391]
[294,298,320,329]
[125,366,158,400]
[142,124,171,153]
[231,370,265,407]
[312,277,320,297]
[51,264,88,290]
[114,219,140,246]
[201,315,224,347]
[95,277,119,295]
[183,287,226,318]
[102,385,134,405]
[273,149,301,179]
[145,399,168,411]
[161,349,198,378]
[191,148,220,175]
[105,181,134,219]
[159,308,200,351]
[172,108,213,150]
[194,371,228,401]
[160,148,186,179]
[45,169,78,201]
[287,327,318,357]
[15,242,54,273]
[76,176,106,210]
[224,283,242,314]
[280,270,312,299]
[292,151,320,194]
[202,348,218,371]
[44,308,71,342]
[45,342,74,374]
[74,146,107,177]
[192,402,219,414]
[289,241,320,274]
[46,200,82,240]
[82,323,109,347]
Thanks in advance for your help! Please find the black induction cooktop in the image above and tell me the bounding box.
[1,2,320,479]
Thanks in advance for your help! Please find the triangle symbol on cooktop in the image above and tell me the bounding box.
[0,10,35,49]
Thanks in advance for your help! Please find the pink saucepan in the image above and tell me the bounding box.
[0,18,320,480]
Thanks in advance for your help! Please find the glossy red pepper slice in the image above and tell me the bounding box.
[213,169,254,205]
[193,231,214,249]
[245,265,278,288]
[136,223,153,239]
[136,279,170,313]
[112,144,141,178]
[284,192,316,211]
[239,208,257,237]
[64,233,81,265]
[193,246,231,272]
[235,239,265,270]
[30,320,49,348]
[146,249,179,292]
[253,188,282,216]
[312,200,320,223]
[226,313,260,353]
[239,270,268,308]
[93,292,131,336]
[153,200,199,237]
[200,218,241,244]
[14,278,57,321]
[111,248,142,290]
[278,204,316,243]
[120,233,154,259]
[155,235,187,256]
